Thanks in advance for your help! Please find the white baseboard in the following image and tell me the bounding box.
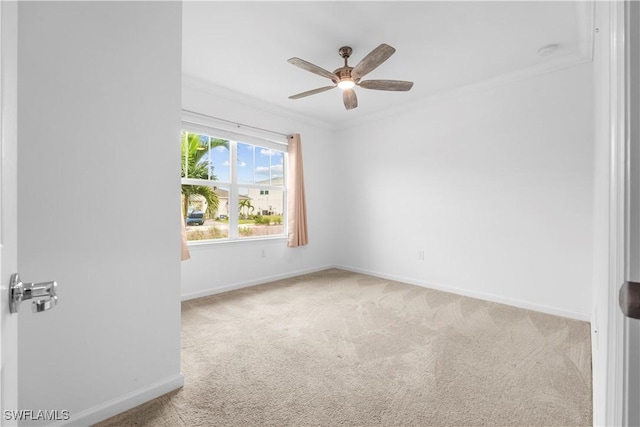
[336,264,591,322]
[48,265,587,426]
[181,264,335,301]
[183,262,590,322]
[55,373,184,426]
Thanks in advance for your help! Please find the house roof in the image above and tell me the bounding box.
[215,187,250,200]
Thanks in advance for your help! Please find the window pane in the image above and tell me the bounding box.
[237,142,255,184]
[208,138,230,182]
[182,184,230,241]
[237,142,285,186]
[270,150,284,184]
[238,187,285,239]
[255,147,284,185]
[181,131,229,182]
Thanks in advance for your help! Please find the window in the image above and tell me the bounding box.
[181,118,287,243]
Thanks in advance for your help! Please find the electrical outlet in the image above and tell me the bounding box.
[418,250,424,261]
[261,249,266,258]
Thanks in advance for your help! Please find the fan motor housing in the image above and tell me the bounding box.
[333,66,355,83]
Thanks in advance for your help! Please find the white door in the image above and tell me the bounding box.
[0,2,18,425]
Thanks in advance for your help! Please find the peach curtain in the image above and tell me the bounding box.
[287,134,309,247]
[181,209,191,261]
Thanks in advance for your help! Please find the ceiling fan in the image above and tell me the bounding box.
[287,44,414,110]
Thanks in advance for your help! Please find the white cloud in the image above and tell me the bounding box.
[222,160,230,167]
[239,161,247,168]
[260,148,279,156]
[255,165,283,175]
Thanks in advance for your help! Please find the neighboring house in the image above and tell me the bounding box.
[246,177,284,216]
[186,194,207,214]
[187,188,251,219]
[214,188,230,218]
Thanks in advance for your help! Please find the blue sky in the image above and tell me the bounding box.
[194,133,283,185]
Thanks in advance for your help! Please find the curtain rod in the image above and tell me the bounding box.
[182,109,289,139]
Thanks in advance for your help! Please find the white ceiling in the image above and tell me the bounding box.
[182,1,593,128]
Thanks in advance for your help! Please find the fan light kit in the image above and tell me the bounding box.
[338,79,356,90]
[287,44,414,110]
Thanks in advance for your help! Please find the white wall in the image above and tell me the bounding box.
[334,64,594,320]
[180,81,336,299]
[17,2,182,425]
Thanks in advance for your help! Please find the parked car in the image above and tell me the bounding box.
[186,211,205,226]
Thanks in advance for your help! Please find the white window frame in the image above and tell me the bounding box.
[181,112,288,244]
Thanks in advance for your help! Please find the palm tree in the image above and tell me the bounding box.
[238,198,255,218]
[181,131,229,220]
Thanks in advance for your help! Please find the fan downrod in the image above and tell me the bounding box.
[338,46,353,67]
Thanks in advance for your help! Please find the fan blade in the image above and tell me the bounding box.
[288,85,336,99]
[358,80,414,91]
[351,44,396,80]
[287,57,337,81]
[342,88,358,110]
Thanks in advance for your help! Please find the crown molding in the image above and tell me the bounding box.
[332,51,593,132]
[184,0,596,134]
[186,49,592,134]
[182,75,334,132]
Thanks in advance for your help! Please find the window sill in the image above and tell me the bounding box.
[187,235,288,249]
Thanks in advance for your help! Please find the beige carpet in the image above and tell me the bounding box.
[96,269,592,426]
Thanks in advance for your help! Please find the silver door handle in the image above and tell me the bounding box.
[620,281,640,319]
[9,273,57,314]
